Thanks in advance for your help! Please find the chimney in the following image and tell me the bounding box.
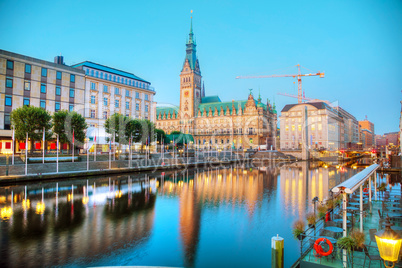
[54,56,64,65]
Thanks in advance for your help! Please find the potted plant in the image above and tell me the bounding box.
[326,199,335,210]
[292,219,306,240]
[306,212,316,228]
[317,204,327,218]
[350,230,365,252]
[337,236,357,267]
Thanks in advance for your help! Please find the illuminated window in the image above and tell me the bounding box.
[318,123,322,131]
[298,125,301,131]
[24,81,30,91]
[311,124,316,131]
[291,125,295,131]
[285,125,289,131]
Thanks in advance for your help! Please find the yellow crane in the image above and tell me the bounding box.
[236,64,324,104]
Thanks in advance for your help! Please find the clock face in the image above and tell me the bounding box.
[184,91,189,97]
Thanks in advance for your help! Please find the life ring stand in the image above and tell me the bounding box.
[314,238,333,257]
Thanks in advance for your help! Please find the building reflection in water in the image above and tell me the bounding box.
[0,163,360,268]
[0,175,157,268]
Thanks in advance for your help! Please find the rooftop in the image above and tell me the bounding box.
[71,61,149,83]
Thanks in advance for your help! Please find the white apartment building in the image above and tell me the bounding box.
[71,61,155,129]
[279,102,344,151]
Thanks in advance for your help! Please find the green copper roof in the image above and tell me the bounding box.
[198,98,268,116]
[201,95,221,103]
[156,107,179,118]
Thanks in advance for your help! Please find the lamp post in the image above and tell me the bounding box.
[4,151,12,176]
[312,196,319,237]
[375,216,402,268]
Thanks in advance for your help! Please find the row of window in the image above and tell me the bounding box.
[6,60,75,82]
[90,95,148,111]
[6,79,75,97]
[91,82,148,100]
[284,124,323,131]
[86,68,149,90]
[89,110,147,120]
[5,95,73,111]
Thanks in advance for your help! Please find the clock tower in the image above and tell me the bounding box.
[179,16,202,134]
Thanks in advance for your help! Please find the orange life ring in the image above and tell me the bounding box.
[314,238,333,257]
[363,188,368,192]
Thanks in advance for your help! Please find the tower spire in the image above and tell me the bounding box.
[189,10,194,43]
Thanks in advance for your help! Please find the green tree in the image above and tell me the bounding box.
[10,106,52,152]
[53,110,87,150]
[104,113,131,144]
[155,128,167,143]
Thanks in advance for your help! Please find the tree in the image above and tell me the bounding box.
[10,106,52,152]
[155,129,167,143]
[104,113,131,144]
[53,110,87,150]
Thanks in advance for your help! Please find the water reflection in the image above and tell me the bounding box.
[0,163,362,268]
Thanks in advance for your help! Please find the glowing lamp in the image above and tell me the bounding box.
[375,216,402,268]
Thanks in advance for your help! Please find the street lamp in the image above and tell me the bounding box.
[4,150,12,176]
[375,216,402,268]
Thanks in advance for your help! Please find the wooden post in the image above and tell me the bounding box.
[271,234,284,268]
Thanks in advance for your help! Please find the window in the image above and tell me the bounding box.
[318,123,322,131]
[6,78,13,88]
[56,86,61,95]
[145,94,149,101]
[90,109,95,118]
[41,68,47,77]
[90,82,96,90]
[103,111,108,119]
[23,98,30,106]
[291,125,295,131]
[25,64,31,73]
[311,124,316,131]
[40,100,46,109]
[71,74,75,82]
[145,105,148,112]
[285,125,289,131]
[115,99,119,108]
[5,96,12,106]
[56,71,62,80]
[69,88,75,98]
[126,113,129,117]
[69,105,74,112]
[298,125,301,131]
[136,92,140,98]
[103,85,108,93]
[4,114,10,130]
[136,103,139,111]
[91,95,96,104]
[24,81,30,91]
[41,84,46,93]
[55,102,60,111]
[6,60,13,70]
[126,90,130,97]
[104,97,108,106]
[126,102,129,109]
[115,87,120,95]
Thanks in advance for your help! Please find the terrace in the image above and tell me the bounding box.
[296,164,402,268]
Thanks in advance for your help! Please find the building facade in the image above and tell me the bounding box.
[335,106,359,149]
[358,119,375,149]
[71,61,155,129]
[155,21,277,150]
[0,50,85,153]
[279,102,350,151]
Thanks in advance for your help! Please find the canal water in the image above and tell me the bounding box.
[0,162,360,268]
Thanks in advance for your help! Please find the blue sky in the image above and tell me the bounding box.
[1,0,401,135]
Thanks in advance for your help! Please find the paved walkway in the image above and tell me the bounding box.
[0,154,247,184]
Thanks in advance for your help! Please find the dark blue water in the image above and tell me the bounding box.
[0,162,358,267]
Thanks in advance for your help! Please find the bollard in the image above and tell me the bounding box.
[271,234,284,268]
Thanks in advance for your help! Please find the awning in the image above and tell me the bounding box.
[332,164,379,194]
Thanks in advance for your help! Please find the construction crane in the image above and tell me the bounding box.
[236,64,324,104]
[277,92,330,104]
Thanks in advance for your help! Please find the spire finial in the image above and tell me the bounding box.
[190,10,193,34]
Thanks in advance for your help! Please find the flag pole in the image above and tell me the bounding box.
[86,138,89,171]
[43,127,45,164]
[56,134,59,173]
[11,126,14,165]
[129,135,132,168]
[109,135,111,169]
[113,132,116,161]
[25,132,28,175]
[72,128,74,163]
[94,131,97,162]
